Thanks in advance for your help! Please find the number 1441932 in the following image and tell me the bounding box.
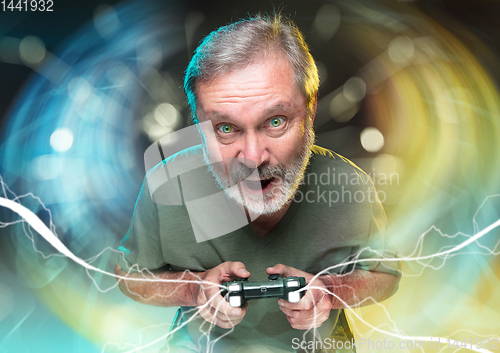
[1,0,53,11]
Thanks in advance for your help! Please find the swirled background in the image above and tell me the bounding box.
[0,0,499,352]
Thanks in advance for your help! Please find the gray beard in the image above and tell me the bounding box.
[202,119,315,215]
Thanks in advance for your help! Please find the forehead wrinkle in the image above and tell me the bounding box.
[196,55,304,123]
[204,88,276,103]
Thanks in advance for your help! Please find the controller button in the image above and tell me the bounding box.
[268,274,280,280]
[286,280,300,288]
[288,291,301,303]
[229,296,242,307]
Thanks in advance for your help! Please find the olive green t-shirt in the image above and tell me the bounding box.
[118,145,400,352]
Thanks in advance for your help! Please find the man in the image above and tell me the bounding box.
[115,14,400,353]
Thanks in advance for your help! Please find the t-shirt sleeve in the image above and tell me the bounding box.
[117,177,167,272]
[352,182,401,278]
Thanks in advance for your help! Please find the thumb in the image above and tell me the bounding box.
[230,262,250,278]
[266,264,289,277]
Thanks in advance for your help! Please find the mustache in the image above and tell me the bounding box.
[227,162,287,183]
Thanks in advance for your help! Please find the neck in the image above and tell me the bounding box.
[249,201,292,239]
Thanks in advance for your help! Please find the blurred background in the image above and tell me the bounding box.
[1,0,499,352]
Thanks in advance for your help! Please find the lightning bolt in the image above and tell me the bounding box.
[1,179,499,353]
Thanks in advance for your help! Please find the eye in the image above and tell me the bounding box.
[218,124,233,134]
[268,117,285,128]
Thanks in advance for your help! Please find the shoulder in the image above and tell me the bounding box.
[146,144,204,177]
[143,144,212,206]
[309,145,370,185]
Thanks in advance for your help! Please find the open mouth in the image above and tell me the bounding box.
[241,177,274,192]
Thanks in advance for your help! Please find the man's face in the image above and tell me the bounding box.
[196,53,315,215]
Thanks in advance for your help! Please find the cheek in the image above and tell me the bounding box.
[204,143,224,163]
[198,121,225,161]
[273,127,306,159]
[218,144,237,160]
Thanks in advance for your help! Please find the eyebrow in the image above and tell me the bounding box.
[202,110,231,122]
[203,102,291,121]
[264,103,287,115]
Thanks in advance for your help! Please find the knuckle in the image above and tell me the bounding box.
[320,301,331,310]
[230,261,244,271]
[304,301,314,310]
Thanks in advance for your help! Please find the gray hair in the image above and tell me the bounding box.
[184,14,319,123]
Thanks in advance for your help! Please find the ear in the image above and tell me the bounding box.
[310,91,318,124]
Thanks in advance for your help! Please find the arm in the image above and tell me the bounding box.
[267,264,400,330]
[114,263,200,307]
[319,268,399,309]
[115,261,251,329]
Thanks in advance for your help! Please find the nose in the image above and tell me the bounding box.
[237,130,269,168]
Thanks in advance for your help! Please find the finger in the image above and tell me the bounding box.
[202,282,238,315]
[279,283,327,309]
[266,263,289,277]
[267,264,310,279]
[208,306,243,322]
[203,273,242,308]
[287,311,331,330]
[207,287,249,318]
[208,301,248,321]
[279,306,300,318]
[229,261,251,279]
[289,320,325,330]
[278,294,315,311]
[279,306,318,320]
[199,308,236,329]
[210,262,247,284]
[199,303,247,328]
[281,304,331,321]
[281,297,332,324]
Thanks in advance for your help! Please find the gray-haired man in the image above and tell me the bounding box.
[116,14,400,353]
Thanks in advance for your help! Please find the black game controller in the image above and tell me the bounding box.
[221,274,307,307]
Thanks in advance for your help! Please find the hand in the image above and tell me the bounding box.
[266,264,332,330]
[195,261,250,329]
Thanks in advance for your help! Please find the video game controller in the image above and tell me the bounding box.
[221,274,307,307]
